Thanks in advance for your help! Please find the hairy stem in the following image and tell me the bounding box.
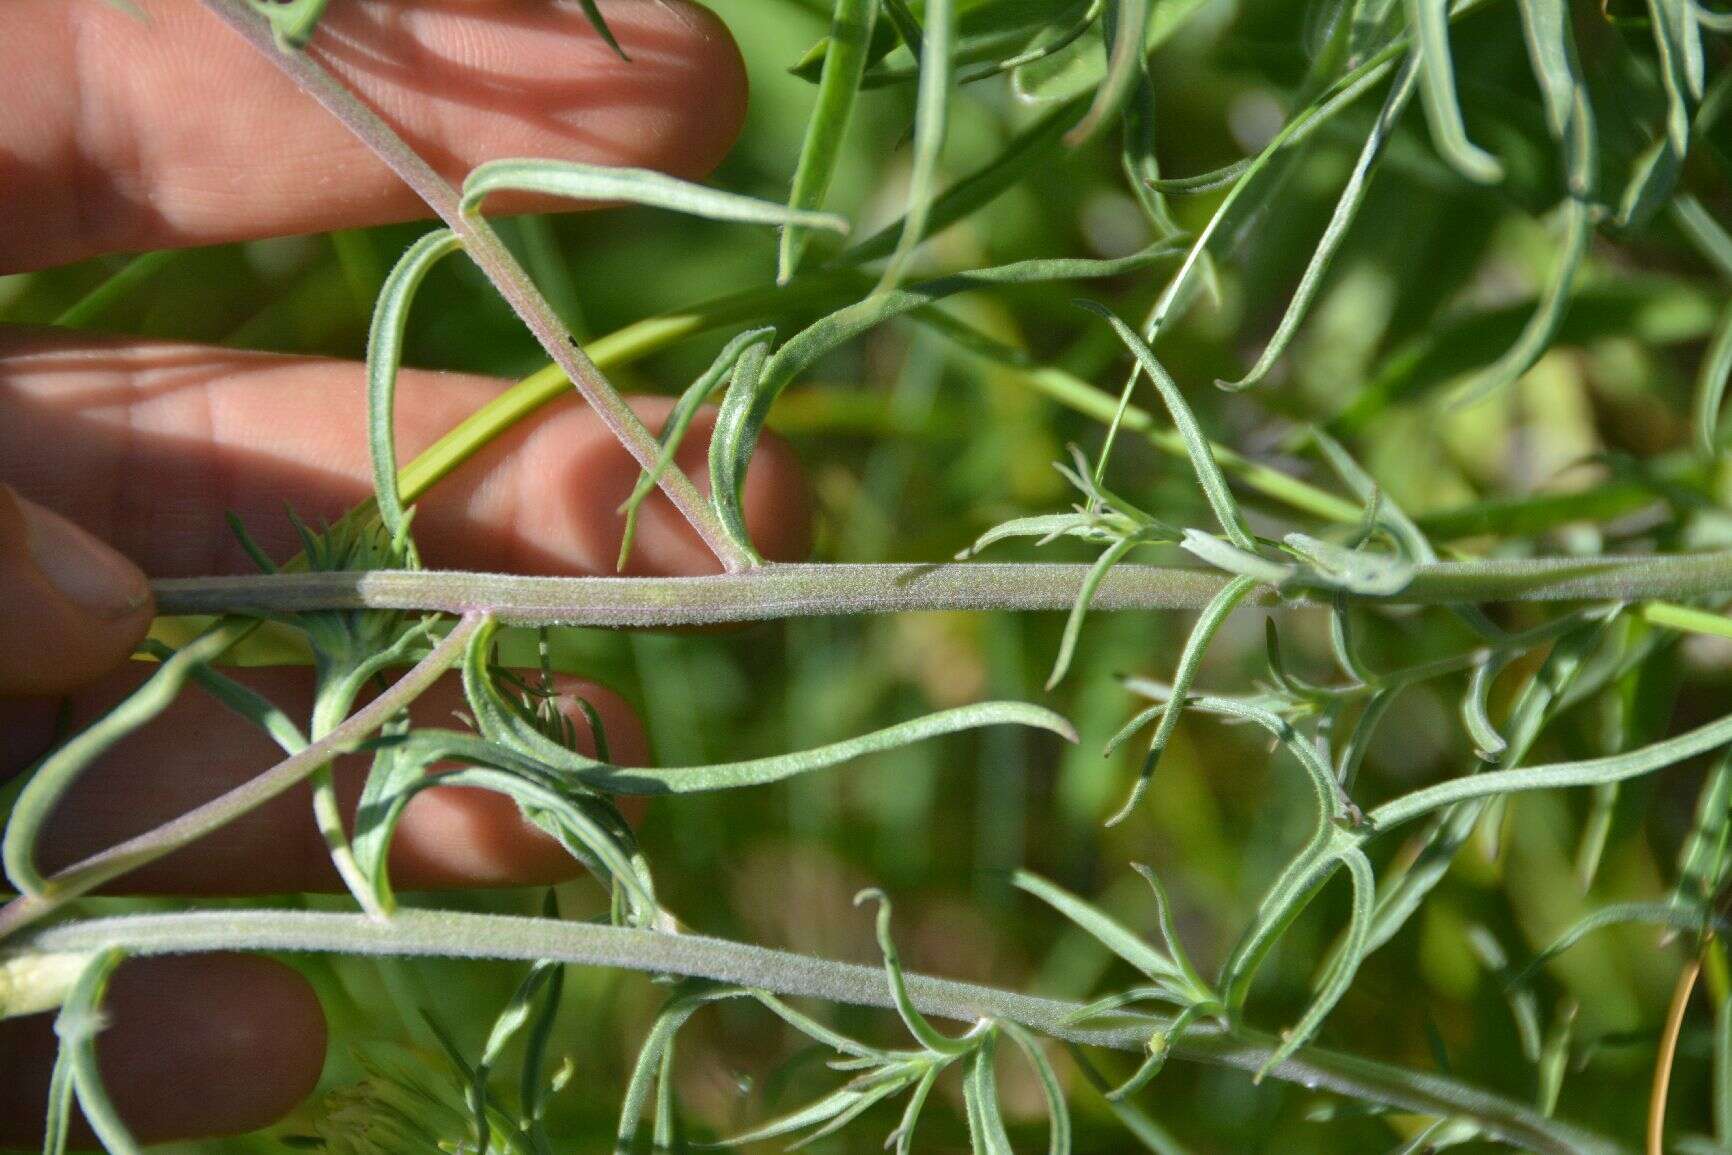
[10,908,1624,1155]
[0,615,485,940]
[150,554,1732,627]
[195,0,753,573]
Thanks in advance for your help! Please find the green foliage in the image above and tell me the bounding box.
[9,0,1732,1151]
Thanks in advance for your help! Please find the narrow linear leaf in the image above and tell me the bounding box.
[877,0,954,293]
[1447,195,1593,409]
[576,0,628,60]
[1081,303,1256,551]
[1695,300,1732,456]
[1256,847,1376,1079]
[844,95,1088,264]
[856,889,977,1055]
[369,228,463,544]
[59,950,140,1154]
[1002,1021,1073,1155]
[1514,902,1720,984]
[781,0,880,282]
[1405,0,1503,182]
[461,160,849,235]
[620,327,775,569]
[1013,870,1185,983]
[963,1031,1014,1155]
[1372,707,1732,830]
[1105,575,1259,826]
[1065,0,1152,148]
[4,629,234,897]
[1221,54,1419,391]
[1049,536,1141,689]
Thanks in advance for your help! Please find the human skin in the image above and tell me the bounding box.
[0,1,811,1144]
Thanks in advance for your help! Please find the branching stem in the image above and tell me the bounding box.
[0,614,485,940]
[9,908,1625,1155]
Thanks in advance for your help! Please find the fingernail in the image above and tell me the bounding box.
[20,498,150,620]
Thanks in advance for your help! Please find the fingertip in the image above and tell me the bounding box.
[0,487,153,697]
[610,0,750,184]
[0,954,325,1148]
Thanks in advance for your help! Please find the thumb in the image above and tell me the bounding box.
[0,486,153,696]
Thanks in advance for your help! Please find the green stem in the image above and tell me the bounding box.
[150,553,1732,627]
[196,0,752,572]
[0,615,485,940]
[9,908,1624,1155]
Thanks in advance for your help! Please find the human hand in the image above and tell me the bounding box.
[0,1,808,1144]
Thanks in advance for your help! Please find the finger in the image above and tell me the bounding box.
[0,330,814,578]
[0,954,325,1147]
[0,486,154,696]
[0,0,748,271]
[3,668,648,894]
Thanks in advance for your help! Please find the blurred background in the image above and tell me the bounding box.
[5,0,1732,1150]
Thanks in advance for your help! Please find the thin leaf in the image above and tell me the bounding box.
[1256,847,1376,1079]
[1674,747,1732,912]
[1220,53,1419,390]
[1049,536,1141,689]
[4,629,234,896]
[844,95,1088,264]
[1515,902,1721,984]
[877,0,955,293]
[888,1062,942,1155]
[461,161,849,235]
[1717,989,1732,1145]
[576,0,628,60]
[58,950,140,1154]
[963,1031,1013,1155]
[855,889,976,1055]
[1104,575,1260,826]
[1448,198,1594,409]
[616,987,751,1152]
[1080,303,1256,551]
[714,244,1182,537]
[1371,708,1732,830]
[369,229,463,544]
[1065,0,1152,148]
[1405,0,1503,182]
[781,0,880,282]
[1695,301,1732,456]
[1465,925,1543,1063]
[1002,1021,1072,1155]
[619,327,775,569]
[1013,870,1187,983]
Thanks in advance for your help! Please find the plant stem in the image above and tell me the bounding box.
[150,552,1732,627]
[9,908,1625,1155]
[195,0,753,573]
[0,615,485,941]
[1649,955,1700,1155]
